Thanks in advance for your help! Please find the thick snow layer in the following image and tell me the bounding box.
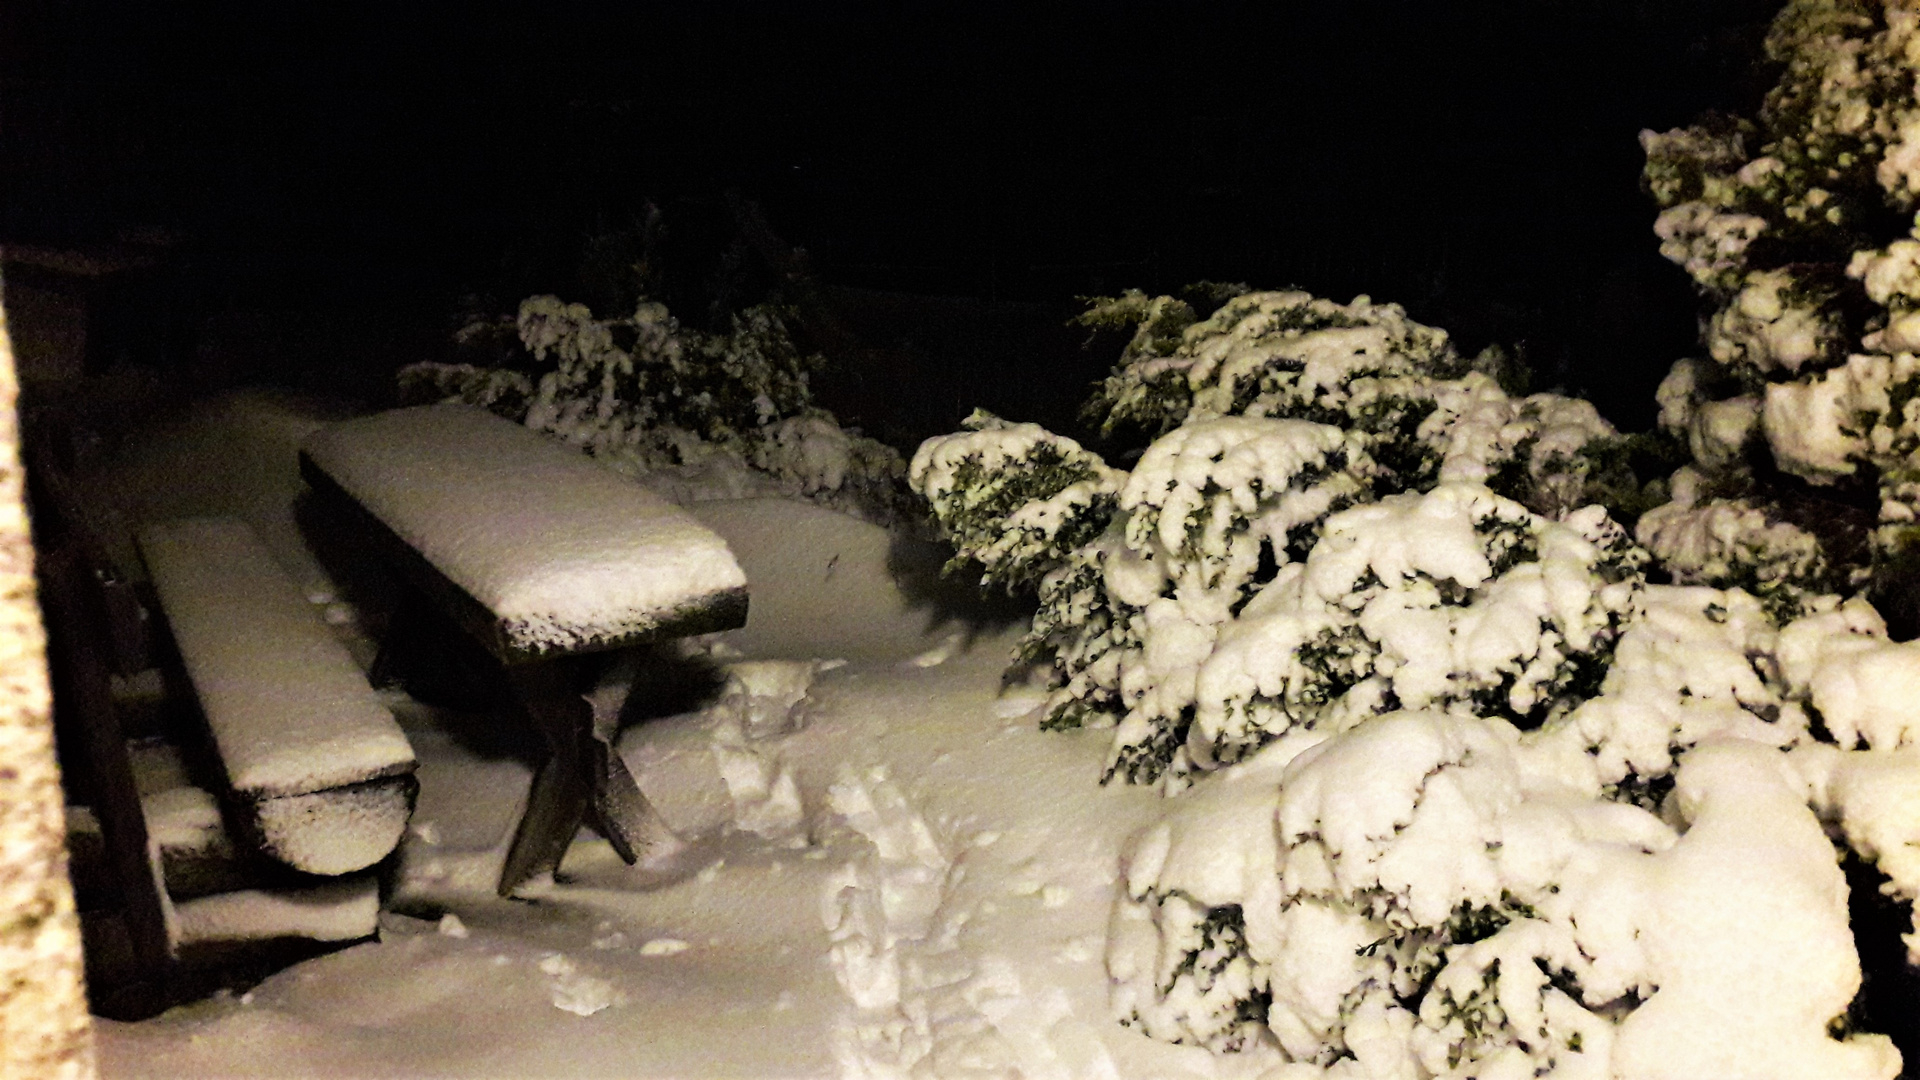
[1796,744,1920,961]
[302,403,747,653]
[96,452,1269,1079]
[1764,366,1861,481]
[171,876,380,946]
[83,392,1920,1079]
[1612,741,1899,1080]
[138,517,415,800]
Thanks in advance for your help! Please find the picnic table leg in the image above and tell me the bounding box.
[366,594,423,690]
[497,659,678,896]
[498,661,593,895]
[588,734,683,865]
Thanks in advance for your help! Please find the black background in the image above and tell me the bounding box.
[1,1,1783,433]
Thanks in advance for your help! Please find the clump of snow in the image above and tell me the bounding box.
[539,953,622,1017]
[1611,741,1899,1080]
[1763,363,1863,481]
[1652,200,1769,291]
[750,415,852,495]
[1796,744,1920,962]
[1530,584,1801,802]
[1108,741,1297,1052]
[1121,417,1374,614]
[713,659,819,739]
[128,741,247,898]
[1180,485,1641,783]
[1422,373,1623,518]
[711,725,806,840]
[302,403,748,654]
[1707,268,1841,375]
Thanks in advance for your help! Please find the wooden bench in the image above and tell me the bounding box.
[26,442,395,1017]
[137,517,417,876]
[298,403,749,895]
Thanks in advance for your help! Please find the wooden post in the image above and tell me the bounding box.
[0,264,97,1077]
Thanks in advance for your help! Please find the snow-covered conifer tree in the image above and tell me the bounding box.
[1636,0,1920,625]
[914,290,1644,785]
[400,294,908,520]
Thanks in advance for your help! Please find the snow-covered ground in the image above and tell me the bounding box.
[87,390,1288,1078]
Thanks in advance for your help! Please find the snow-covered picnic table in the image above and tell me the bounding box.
[299,403,749,894]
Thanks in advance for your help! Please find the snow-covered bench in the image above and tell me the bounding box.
[299,403,749,894]
[138,517,418,877]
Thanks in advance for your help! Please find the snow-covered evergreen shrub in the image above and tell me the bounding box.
[1085,290,1465,492]
[1090,4,1920,1071]
[914,409,1379,769]
[1102,418,1383,783]
[400,294,909,521]
[1116,685,1913,1077]
[1636,466,1840,622]
[1190,486,1642,771]
[1637,0,1920,598]
[1112,572,1920,1074]
[395,361,535,416]
[1078,289,1655,520]
[914,289,1671,788]
[907,409,1125,592]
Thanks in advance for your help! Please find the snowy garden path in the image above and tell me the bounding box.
[88,391,1278,1078]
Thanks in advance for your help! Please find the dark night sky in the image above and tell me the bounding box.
[1,1,1783,432]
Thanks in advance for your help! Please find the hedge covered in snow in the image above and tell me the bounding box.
[913,270,1920,1070]
[400,295,908,521]
[912,290,1647,787]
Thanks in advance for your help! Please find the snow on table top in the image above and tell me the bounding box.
[302,404,747,654]
[139,517,415,800]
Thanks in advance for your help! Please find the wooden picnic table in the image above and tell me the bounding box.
[299,403,748,895]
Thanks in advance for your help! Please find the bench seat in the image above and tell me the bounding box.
[300,403,748,663]
[138,517,416,876]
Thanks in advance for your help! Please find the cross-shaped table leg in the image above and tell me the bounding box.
[496,658,678,896]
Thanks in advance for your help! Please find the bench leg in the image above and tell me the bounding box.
[497,660,678,896]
